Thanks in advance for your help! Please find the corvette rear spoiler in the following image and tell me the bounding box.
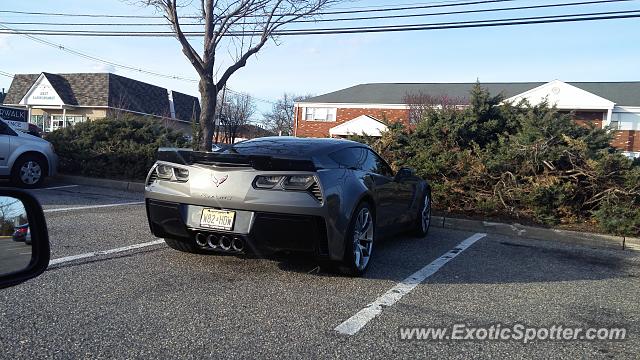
[156,148,317,172]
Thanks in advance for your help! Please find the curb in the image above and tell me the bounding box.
[54,174,145,193]
[432,215,639,252]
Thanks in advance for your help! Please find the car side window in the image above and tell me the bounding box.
[364,149,393,177]
[329,147,367,170]
[0,121,15,136]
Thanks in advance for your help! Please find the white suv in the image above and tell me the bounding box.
[0,119,58,187]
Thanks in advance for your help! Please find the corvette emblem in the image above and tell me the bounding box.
[212,174,229,187]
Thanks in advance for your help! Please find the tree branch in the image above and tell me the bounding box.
[166,0,206,76]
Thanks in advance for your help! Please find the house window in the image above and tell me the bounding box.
[608,112,623,130]
[30,115,44,129]
[304,107,337,122]
[44,115,85,132]
[66,115,85,127]
[609,120,620,130]
[51,115,65,131]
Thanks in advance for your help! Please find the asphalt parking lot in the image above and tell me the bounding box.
[0,182,638,359]
[0,237,31,275]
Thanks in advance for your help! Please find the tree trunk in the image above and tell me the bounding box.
[198,77,217,152]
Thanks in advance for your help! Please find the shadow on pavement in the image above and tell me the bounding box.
[425,234,638,285]
[264,229,639,284]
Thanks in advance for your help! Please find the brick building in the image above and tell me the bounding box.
[294,80,640,158]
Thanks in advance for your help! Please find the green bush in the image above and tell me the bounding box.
[352,83,640,236]
[46,115,188,180]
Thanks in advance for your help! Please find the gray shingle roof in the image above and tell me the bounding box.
[108,73,170,116]
[42,72,80,105]
[301,82,640,107]
[172,90,201,122]
[3,74,39,105]
[2,72,200,121]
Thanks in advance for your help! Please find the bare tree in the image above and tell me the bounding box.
[262,92,311,136]
[403,91,467,125]
[218,92,256,143]
[143,0,339,151]
[0,198,26,235]
[110,92,131,121]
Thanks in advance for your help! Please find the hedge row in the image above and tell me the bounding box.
[45,116,188,180]
[351,84,640,236]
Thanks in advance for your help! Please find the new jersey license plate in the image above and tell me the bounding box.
[200,209,235,230]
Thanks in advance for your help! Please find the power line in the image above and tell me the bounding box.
[313,0,521,15]
[1,9,638,36]
[0,0,523,19]
[0,23,198,82]
[226,88,275,105]
[0,26,268,102]
[0,0,632,26]
[0,68,274,105]
[282,10,640,35]
[283,8,640,32]
[0,70,14,78]
[319,0,490,11]
[2,0,479,18]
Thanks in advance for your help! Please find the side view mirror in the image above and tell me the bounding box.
[395,167,415,180]
[0,188,50,290]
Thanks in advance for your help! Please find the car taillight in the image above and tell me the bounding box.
[153,164,189,183]
[281,175,315,190]
[253,175,322,202]
[254,175,284,189]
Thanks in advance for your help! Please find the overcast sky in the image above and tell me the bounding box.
[1,0,639,116]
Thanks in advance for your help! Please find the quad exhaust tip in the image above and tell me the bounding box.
[195,233,208,247]
[206,234,218,249]
[231,237,244,252]
[218,235,232,251]
[195,232,245,253]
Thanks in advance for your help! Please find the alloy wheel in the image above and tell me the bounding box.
[352,207,374,271]
[421,195,431,233]
[20,161,42,185]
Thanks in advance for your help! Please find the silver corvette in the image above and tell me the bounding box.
[144,137,431,276]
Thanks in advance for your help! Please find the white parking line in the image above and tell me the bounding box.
[36,185,80,191]
[44,201,144,213]
[334,232,487,336]
[49,239,166,266]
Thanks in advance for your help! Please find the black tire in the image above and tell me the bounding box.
[338,202,376,277]
[164,238,203,254]
[413,191,431,237]
[11,154,47,188]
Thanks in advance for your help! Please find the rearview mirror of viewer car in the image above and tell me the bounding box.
[0,189,50,290]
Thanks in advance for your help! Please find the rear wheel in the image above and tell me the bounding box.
[413,192,431,237]
[338,202,375,276]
